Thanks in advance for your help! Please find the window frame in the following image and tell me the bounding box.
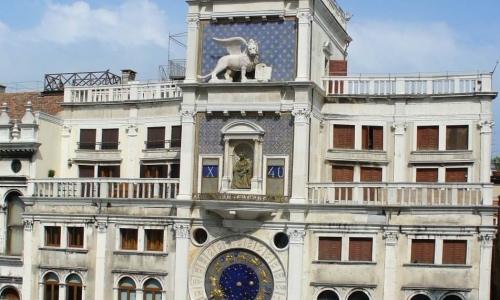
[416,126,439,151]
[118,277,136,300]
[67,227,84,248]
[43,273,60,300]
[333,124,355,149]
[348,237,373,262]
[45,226,61,247]
[101,128,119,150]
[120,228,138,250]
[143,279,163,300]
[146,127,166,149]
[318,237,342,261]
[145,229,164,252]
[66,274,83,300]
[361,125,383,150]
[410,239,435,264]
[442,240,467,265]
[446,125,468,150]
[79,129,97,150]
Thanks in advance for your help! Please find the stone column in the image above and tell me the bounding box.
[251,138,262,193]
[126,124,138,177]
[221,138,230,191]
[290,107,311,205]
[22,219,34,300]
[173,224,190,300]
[478,120,494,183]
[0,205,6,253]
[184,16,200,83]
[295,11,312,81]
[177,110,196,202]
[382,231,398,300]
[59,284,67,300]
[94,221,108,300]
[392,122,407,184]
[478,233,495,300]
[287,228,306,300]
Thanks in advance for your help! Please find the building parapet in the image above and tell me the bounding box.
[28,178,179,200]
[63,81,182,103]
[308,182,493,206]
[323,72,493,96]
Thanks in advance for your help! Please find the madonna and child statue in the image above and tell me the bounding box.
[231,153,252,189]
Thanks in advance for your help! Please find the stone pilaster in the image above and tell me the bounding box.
[478,120,494,183]
[287,228,306,300]
[392,122,407,183]
[295,11,312,81]
[94,221,108,300]
[126,123,138,177]
[290,107,311,207]
[173,223,191,300]
[177,110,196,204]
[22,219,34,300]
[478,233,495,300]
[382,231,399,300]
[185,16,200,83]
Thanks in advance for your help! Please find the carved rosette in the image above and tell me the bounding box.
[187,17,199,29]
[478,120,495,133]
[478,233,495,247]
[174,224,190,239]
[23,219,34,231]
[180,110,196,124]
[95,221,108,233]
[292,109,311,124]
[392,122,407,135]
[297,11,312,24]
[287,229,306,244]
[383,232,399,245]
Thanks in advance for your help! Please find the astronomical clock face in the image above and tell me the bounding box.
[205,249,274,300]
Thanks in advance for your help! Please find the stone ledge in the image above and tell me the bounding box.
[38,247,88,254]
[113,250,168,257]
[402,263,472,268]
[312,260,377,265]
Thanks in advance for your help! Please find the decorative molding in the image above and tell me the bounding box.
[478,233,495,246]
[383,232,399,245]
[173,224,190,238]
[297,11,312,24]
[187,17,199,29]
[291,109,311,124]
[61,125,72,137]
[392,122,407,135]
[180,110,196,123]
[478,120,495,133]
[95,221,108,233]
[126,124,138,136]
[23,219,34,231]
[287,229,306,244]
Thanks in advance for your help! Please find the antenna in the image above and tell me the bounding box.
[159,32,187,81]
[492,60,499,75]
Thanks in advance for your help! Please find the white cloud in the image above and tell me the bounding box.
[26,0,170,47]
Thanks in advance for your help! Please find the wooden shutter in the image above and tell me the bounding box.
[78,166,95,178]
[332,166,353,201]
[362,126,368,149]
[147,127,165,149]
[170,164,180,178]
[79,129,96,150]
[318,237,342,260]
[442,240,467,264]
[333,125,354,149]
[360,167,382,182]
[446,125,468,150]
[349,238,372,261]
[102,129,119,150]
[170,125,182,148]
[372,126,383,150]
[411,239,435,264]
[416,168,438,182]
[417,126,438,150]
[362,126,383,150]
[445,168,467,182]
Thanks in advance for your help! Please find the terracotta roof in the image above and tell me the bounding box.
[0,92,63,120]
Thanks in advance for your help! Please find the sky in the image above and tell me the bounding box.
[0,0,499,150]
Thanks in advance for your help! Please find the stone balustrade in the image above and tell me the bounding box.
[29,178,179,199]
[63,81,182,103]
[308,182,493,206]
[323,72,493,96]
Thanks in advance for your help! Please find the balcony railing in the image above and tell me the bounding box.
[77,142,120,150]
[144,139,181,150]
[323,72,493,96]
[29,178,179,199]
[308,182,492,206]
[64,81,182,103]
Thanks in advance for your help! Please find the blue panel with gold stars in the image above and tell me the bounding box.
[200,20,297,82]
[205,249,274,300]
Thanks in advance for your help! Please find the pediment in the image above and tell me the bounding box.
[221,121,265,136]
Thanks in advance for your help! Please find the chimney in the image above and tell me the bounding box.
[121,70,137,84]
[0,85,5,93]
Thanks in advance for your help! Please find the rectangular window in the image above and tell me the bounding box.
[147,127,166,149]
[417,126,439,150]
[170,125,182,148]
[101,128,119,150]
[79,129,96,150]
[349,238,372,261]
[98,165,120,178]
[360,167,382,201]
[145,229,164,251]
[416,168,438,182]
[68,227,84,248]
[445,168,468,182]
[411,239,435,264]
[140,165,168,178]
[45,226,61,247]
[333,125,355,149]
[446,125,468,150]
[442,240,467,264]
[121,228,138,250]
[362,126,383,150]
[266,158,286,196]
[201,158,219,193]
[170,163,180,178]
[318,237,341,260]
[332,166,354,200]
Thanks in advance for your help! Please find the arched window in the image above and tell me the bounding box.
[44,272,60,300]
[6,193,24,255]
[143,278,162,300]
[411,295,431,300]
[118,277,136,300]
[66,274,83,300]
[348,291,370,300]
[442,296,462,300]
[0,287,20,300]
[317,290,340,300]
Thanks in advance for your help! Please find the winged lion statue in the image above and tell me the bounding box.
[198,37,259,83]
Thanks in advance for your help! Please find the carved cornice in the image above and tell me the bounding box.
[23,219,34,231]
[287,229,306,244]
[173,224,190,239]
[95,221,108,233]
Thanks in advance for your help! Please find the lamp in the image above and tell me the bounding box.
[67,159,72,167]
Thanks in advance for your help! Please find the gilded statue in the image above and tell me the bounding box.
[231,153,252,189]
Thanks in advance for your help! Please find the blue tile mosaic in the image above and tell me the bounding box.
[200,21,297,82]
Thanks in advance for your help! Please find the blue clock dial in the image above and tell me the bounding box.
[205,249,274,300]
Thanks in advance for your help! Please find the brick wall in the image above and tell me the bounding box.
[0,92,63,120]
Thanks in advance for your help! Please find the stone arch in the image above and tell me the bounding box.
[138,276,164,289]
[408,292,434,300]
[439,294,465,300]
[4,191,25,255]
[346,289,372,300]
[62,270,86,286]
[315,288,340,300]
[114,274,139,288]
[0,286,21,300]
